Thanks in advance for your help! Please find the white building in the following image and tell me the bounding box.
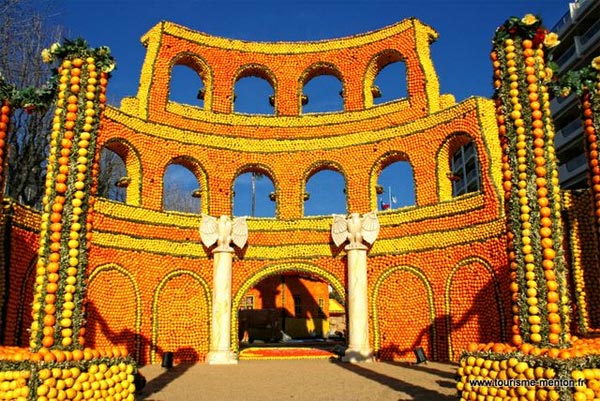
[549,0,600,189]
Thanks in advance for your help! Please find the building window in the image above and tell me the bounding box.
[450,141,481,197]
[293,295,302,316]
[244,296,254,310]
[318,297,325,318]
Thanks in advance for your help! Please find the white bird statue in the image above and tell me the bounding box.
[200,214,248,251]
[331,211,380,249]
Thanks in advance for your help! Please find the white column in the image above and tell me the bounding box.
[207,248,238,365]
[342,243,373,363]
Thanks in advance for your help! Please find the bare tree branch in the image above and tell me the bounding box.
[0,0,64,208]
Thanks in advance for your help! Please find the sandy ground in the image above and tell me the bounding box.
[135,358,459,401]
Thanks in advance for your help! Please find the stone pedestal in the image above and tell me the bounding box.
[207,247,238,365]
[342,244,373,363]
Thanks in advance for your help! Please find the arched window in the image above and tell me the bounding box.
[364,50,407,108]
[233,171,276,218]
[302,75,344,114]
[163,164,201,213]
[98,148,127,203]
[376,160,415,210]
[233,65,276,115]
[170,64,205,108]
[300,63,344,114]
[304,169,347,216]
[372,60,407,105]
[450,141,481,197]
[233,76,275,115]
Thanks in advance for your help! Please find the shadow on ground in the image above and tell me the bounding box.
[383,360,459,381]
[136,353,196,400]
[330,358,457,401]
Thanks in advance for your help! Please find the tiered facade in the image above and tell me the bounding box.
[2,18,514,367]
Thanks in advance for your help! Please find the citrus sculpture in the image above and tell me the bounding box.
[0,12,598,401]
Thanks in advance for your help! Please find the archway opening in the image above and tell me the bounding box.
[98,147,127,203]
[237,271,346,359]
[163,163,201,214]
[373,60,407,105]
[376,160,415,211]
[302,74,344,114]
[233,170,276,218]
[170,64,205,108]
[233,76,275,115]
[304,169,347,216]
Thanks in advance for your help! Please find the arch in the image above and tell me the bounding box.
[369,151,416,211]
[444,256,506,361]
[98,147,127,203]
[299,62,345,114]
[232,64,277,115]
[162,155,208,214]
[436,132,482,202]
[372,265,436,360]
[87,264,142,361]
[363,49,408,108]
[151,270,211,364]
[99,138,142,206]
[169,52,213,110]
[232,261,345,352]
[302,161,348,217]
[232,163,278,218]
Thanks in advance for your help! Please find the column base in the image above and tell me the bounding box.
[341,348,374,363]
[206,350,238,365]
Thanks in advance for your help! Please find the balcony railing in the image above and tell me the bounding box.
[575,0,594,18]
[579,17,600,52]
[550,92,577,116]
[556,44,578,72]
[559,153,587,183]
[566,152,587,172]
[551,11,572,34]
[555,118,583,149]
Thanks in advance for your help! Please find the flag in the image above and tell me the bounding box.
[380,201,390,210]
[391,196,397,204]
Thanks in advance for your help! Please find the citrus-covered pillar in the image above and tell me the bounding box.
[0,95,11,339]
[29,43,115,351]
[0,99,10,199]
[491,15,571,348]
[580,67,600,241]
[563,59,600,332]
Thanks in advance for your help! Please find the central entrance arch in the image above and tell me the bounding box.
[231,262,346,355]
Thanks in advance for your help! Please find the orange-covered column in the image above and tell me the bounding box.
[274,74,302,116]
[29,44,116,352]
[580,75,600,243]
[0,99,10,199]
[491,16,570,348]
[572,64,600,331]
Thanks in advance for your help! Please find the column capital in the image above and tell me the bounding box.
[345,243,368,251]
[212,246,234,254]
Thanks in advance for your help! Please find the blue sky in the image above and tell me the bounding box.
[53,0,569,217]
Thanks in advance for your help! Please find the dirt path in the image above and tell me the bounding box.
[136,358,458,401]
